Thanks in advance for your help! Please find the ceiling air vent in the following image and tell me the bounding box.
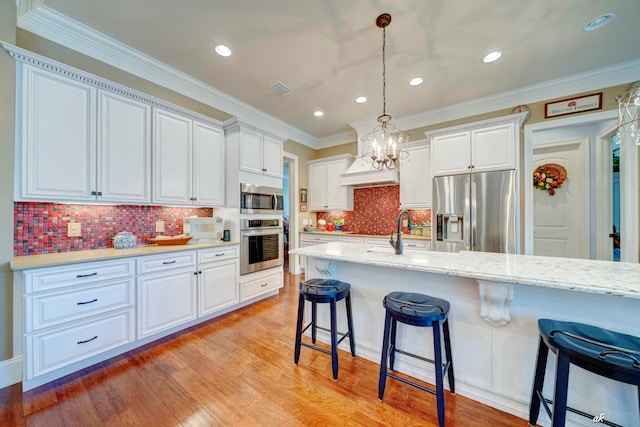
[270,81,293,96]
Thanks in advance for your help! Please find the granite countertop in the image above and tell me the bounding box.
[300,231,430,241]
[291,242,640,299]
[11,241,240,271]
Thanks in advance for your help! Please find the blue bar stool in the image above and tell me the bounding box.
[378,292,455,427]
[294,278,355,380]
[529,319,640,427]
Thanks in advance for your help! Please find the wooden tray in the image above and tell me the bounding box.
[148,236,193,246]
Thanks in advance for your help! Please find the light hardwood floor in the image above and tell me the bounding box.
[0,271,530,426]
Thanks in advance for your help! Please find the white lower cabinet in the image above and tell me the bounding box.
[16,245,249,390]
[20,259,136,384]
[241,268,283,301]
[197,247,239,316]
[137,266,198,338]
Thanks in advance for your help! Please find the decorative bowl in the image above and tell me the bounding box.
[304,226,315,232]
[149,236,193,246]
[113,231,137,249]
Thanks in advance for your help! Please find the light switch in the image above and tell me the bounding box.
[67,222,81,237]
[156,221,165,233]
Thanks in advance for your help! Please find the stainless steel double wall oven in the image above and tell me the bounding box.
[239,184,284,275]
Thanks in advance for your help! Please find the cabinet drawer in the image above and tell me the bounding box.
[25,309,134,380]
[403,240,429,250]
[338,236,364,244]
[300,234,337,244]
[25,260,135,293]
[241,272,283,301]
[198,246,239,264]
[137,251,196,274]
[26,278,134,333]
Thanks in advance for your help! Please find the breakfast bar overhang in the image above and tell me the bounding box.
[291,242,640,427]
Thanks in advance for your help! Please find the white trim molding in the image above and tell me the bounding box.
[0,356,22,389]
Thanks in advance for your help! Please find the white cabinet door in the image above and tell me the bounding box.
[239,127,264,174]
[431,131,470,176]
[308,162,328,211]
[19,64,97,201]
[198,259,238,316]
[153,108,193,204]
[98,91,151,203]
[326,159,350,210]
[471,123,516,172]
[193,121,225,206]
[137,266,197,338]
[262,135,283,178]
[400,143,432,209]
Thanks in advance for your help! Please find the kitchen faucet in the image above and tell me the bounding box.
[389,210,412,255]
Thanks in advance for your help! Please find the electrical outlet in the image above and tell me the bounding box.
[67,222,81,237]
[155,221,165,233]
[402,219,408,227]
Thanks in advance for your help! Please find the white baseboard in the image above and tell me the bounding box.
[0,356,22,389]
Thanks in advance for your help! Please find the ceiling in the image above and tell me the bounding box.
[20,0,640,143]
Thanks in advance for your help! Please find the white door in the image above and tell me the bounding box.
[262,135,283,178]
[193,121,224,206]
[198,260,238,316]
[98,91,151,203]
[239,127,264,174]
[153,108,193,204]
[20,65,97,201]
[532,138,589,259]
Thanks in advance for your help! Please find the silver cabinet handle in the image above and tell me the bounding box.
[77,298,98,305]
[77,336,98,344]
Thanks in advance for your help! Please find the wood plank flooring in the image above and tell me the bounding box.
[0,271,530,426]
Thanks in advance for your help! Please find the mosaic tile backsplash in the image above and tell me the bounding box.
[14,203,213,256]
[316,186,430,235]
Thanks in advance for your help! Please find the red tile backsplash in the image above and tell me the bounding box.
[14,202,213,256]
[316,186,430,235]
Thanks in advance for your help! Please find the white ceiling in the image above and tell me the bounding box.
[19,0,640,145]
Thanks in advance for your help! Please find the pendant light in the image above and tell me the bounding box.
[361,13,409,171]
[616,82,640,146]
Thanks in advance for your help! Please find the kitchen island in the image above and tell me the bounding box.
[292,242,640,427]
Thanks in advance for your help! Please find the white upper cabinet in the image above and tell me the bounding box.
[153,108,224,206]
[193,121,225,206]
[239,127,283,178]
[308,155,354,211]
[400,141,432,209]
[428,115,524,177]
[17,64,97,202]
[98,91,151,203]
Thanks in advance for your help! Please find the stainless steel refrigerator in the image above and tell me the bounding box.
[432,170,517,253]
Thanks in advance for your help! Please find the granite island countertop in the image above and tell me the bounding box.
[291,242,640,299]
[11,241,240,271]
[299,231,430,240]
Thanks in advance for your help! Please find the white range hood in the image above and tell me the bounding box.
[340,156,399,187]
[340,119,400,188]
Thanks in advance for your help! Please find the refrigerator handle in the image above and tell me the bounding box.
[469,176,476,250]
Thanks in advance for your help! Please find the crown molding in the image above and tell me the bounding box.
[16,3,318,148]
[1,42,225,127]
[315,131,356,149]
[424,112,527,139]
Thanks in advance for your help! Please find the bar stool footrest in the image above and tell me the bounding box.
[385,371,437,395]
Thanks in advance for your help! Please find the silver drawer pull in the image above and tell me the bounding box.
[407,244,416,247]
[76,272,98,278]
[215,253,225,257]
[261,283,269,287]
[162,260,176,265]
[77,336,98,344]
[77,298,98,305]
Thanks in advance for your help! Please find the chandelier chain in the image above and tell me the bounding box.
[382,25,386,117]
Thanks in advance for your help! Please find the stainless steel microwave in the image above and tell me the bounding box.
[240,183,284,215]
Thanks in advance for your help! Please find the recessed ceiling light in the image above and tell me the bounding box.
[214,44,232,57]
[355,96,367,103]
[482,51,502,63]
[584,13,616,31]
[409,77,423,86]
[314,111,324,117]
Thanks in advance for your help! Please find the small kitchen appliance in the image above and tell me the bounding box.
[183,217,223,243]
